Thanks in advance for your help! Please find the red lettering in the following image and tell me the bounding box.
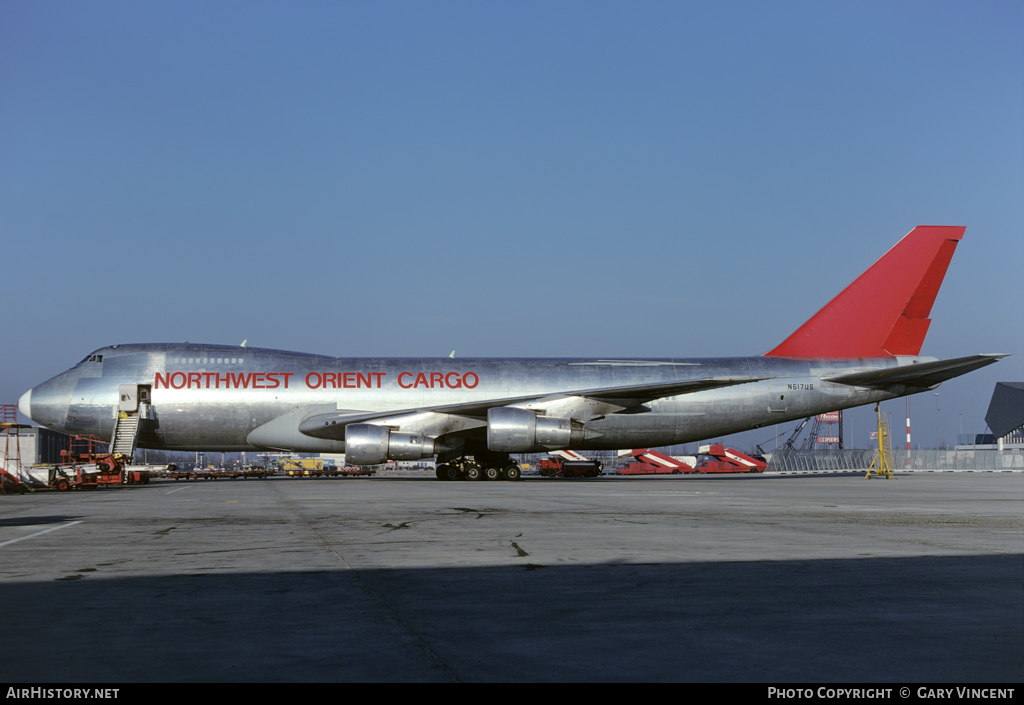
[322,372,337,389]
[281,373,293,389]
[188,373,202,389]
[430,372,444,388]
[252,373,266,389]
[155,372,169,389]
[305,372,321,389]
[203,372,216,388]
[398,372,413,389]
[265,373,280,389]
[413,372,429,388]
[170,372,186,389]
[343,372,356,388]
[216,373,231,388]
[445,372,462,389]
[463,372,479,389]
[231,373,252,389]
[357,373,372,388]
[374,372,386,388]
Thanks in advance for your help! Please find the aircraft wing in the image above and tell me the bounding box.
[557,375,769,404]
[298,375,768,440]
[822,354,1008,391]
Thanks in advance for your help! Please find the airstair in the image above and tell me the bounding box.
[109,384,151,463]
[110,412,140,460]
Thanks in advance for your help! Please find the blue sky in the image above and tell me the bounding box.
[2,1,1021,449]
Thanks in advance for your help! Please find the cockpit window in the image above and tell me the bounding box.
[79,354,103,363]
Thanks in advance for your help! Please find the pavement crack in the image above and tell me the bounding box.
[452,507,507,519]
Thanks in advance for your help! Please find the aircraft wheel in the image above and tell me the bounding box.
[483,465,501,481]
[463,462,483,481]
[503,464,521,482]
[436,464,451,480]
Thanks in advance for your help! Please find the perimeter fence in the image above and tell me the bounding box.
[767,449,1024,472]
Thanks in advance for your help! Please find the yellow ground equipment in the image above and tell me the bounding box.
[865,403,894,479]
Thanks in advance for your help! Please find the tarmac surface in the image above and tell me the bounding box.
[1,472,1021,682]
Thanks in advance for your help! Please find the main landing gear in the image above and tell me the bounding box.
[435,456,522,481]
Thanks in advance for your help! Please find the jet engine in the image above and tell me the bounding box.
[487,407,584,452]
[344,423,435,465]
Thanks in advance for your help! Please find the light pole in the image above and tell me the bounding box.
[934,393,940,450]
[906,396,911,452]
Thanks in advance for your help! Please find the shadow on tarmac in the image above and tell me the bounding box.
[1,553,1020,682]
[0,515,85,527]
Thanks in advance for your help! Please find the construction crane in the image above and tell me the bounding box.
[800,416,826,450]
[756,417,812,455]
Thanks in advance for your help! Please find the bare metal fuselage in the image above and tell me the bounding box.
[23,343,911,453]
[19,227,1006,462]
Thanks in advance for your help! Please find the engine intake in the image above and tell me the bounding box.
[345,423,435,465]
[487,407,583,453]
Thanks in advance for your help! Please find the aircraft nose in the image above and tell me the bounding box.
[18,388,32,422]
[19,371,77,431]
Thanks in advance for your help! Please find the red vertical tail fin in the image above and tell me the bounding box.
[765,226,965,358]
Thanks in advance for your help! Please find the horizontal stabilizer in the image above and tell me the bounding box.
[823,354,1008,390]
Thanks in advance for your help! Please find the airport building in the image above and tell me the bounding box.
[956,381,1024,450]
[0,425,69,468]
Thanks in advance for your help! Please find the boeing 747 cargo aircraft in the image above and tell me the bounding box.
[19,226,1006,480]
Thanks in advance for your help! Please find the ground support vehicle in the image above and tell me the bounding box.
[338,466,375,477]
[617,449,697,475]
[536,451,602,477]
[281,464,376,478]
[695,444,768,473]
[279,458,323,476]
[536,458,562,476]
[558,460,602,477]
[34,437,152,490]
[169,466,269,481]
[1,468,31,494]
[46,459,150,490]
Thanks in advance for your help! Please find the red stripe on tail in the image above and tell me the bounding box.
[765,226,964,358]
